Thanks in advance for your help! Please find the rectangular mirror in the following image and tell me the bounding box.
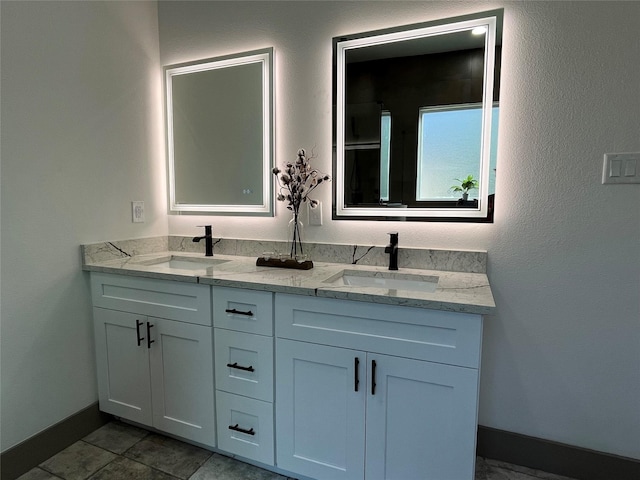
[165,48,274,215]
[333,10,502,221]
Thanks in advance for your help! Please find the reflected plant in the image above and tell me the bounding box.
[450,174,478,199]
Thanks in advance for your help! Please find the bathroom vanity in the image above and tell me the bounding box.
[84,243,494,480]
[76,6,504,478]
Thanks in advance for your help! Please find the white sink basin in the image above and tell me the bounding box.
[324,269,439,293]
[137,256,229,271]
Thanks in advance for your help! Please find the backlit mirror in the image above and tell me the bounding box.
[165,48,274,215]
[333,10,502,221]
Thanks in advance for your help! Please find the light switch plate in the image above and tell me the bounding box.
[132,201,145,223]
[602,153,640,184]
[309,201,323,226]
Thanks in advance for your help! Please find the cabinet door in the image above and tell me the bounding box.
[276,339,365,480]
[149,317,215,447]
[365,354,479,480]
[93,308,152,425]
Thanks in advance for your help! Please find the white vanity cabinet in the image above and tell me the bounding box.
[213,287,275,465]
[275,293,483,480]
[88,266,487,479]
[90,273,215,447]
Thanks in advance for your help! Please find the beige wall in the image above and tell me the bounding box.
[159,1,640,459]
[2,0,638,461]
[1,0,166,451]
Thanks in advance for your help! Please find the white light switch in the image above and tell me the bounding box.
[610,159,622,177]
[602,153,640,184]
[624,159,637,177]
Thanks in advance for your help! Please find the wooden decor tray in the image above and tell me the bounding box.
[256,257,314,270]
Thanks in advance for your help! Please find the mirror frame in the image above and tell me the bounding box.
[333,11,502,222]
[165,48,274,215]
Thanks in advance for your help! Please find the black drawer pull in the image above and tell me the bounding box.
[226,362,255,373]
[225,308,254,317]
[136,319,144,347]
[354,357,360,392]
[228,424,255,435]
[371,359,377,395]
[146,322,154,349]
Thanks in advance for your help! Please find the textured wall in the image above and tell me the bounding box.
[2,0,637,459]
[159,1,640,459]
[0,1,166,451]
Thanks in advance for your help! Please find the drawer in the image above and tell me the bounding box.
[213,287,273,335]
[214,329,273,402]
[275,293,482,368]
[90,273,211,326]
[216,391,274,466]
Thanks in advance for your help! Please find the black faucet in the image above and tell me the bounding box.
[384,232,399,270]
[193,225,213,256]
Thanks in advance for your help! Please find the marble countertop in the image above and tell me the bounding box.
[83,251,495,315]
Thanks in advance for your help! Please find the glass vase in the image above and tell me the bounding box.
[287,213,305,260]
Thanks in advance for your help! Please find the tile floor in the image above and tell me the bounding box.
[17,421,578,480]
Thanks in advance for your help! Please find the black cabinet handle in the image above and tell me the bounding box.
[136,319,144,347]
[226,362,255,372]
[371,359,377,395]
[225,308,254,317]
[354,357,360,392]
[228,424,255,436]
[146,322,154,349]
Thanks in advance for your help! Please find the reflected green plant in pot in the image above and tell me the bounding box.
[450,174,478,201]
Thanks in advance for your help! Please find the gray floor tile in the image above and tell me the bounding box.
[16,467,62,480]
[39,441,116,480]
[87,456,179,480]
[189,454,288,480]
[83,420,148,454]
[476,456,492,480]
[28,421,581,480]
[484,459,578,480]
[124,434,212,479]
[483,467,534,480]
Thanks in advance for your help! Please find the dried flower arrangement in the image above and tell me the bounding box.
[272,148,330,258]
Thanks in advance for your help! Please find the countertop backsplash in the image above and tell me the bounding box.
[82,235,487,274]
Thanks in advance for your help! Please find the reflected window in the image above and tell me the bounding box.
[416,104,498,201]
[379,111,391,202]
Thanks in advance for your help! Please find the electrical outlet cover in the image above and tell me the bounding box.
[309,201,323,226]
[132,201,145,223]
